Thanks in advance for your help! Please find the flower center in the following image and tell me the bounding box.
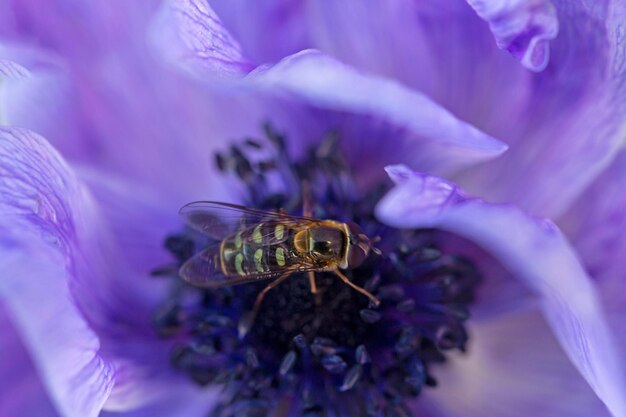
[153,125,481,417]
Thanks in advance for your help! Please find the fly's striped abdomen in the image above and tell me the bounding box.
[220,222,299,277]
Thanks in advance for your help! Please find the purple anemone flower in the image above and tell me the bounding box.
[1,1,626,416]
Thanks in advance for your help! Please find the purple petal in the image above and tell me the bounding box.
[461,0,626,217]
[270,1,626,218]
[465,0,558,71]
[302,1,532,134]
[101,386,218,417]
[0,303,59,417]
[561,148,626,359]
[149,0,253,77]
[560,149,626,416]
[208,0,309,64]
[248,50,508,175]
[418,310,612,416]
[376,165,626,417]
[0,48,82,158]
[0,45,247,202]
[0,1,160,56]
[562,149,626,288]
[0,128,114,417]
[0,127,210,414]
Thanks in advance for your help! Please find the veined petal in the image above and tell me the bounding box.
[418,310,611,417]
[0,303,59,417]
[376,165,626,417]
[148,0,253,77]
[465,0,558,71]
[0,127,207,414]
[0,128,114,417]
[248,50,508,176]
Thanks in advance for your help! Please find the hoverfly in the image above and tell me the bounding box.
[178,201,380,335]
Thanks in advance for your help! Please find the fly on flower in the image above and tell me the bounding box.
[179,201,381,335]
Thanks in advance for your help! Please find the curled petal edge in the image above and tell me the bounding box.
[465,0,559,71]
[246,49,508,175]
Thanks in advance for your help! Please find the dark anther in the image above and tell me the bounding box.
[215,152,227,172]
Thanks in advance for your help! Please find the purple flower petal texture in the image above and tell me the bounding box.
[149,0,253,77]
[376,165,626,417]
[210,0,626,218]
[0,304,58,417]
[0,1,625,416]
[0,128,114,417]
[460,0,626,218]
[207,0,309,64]
[465,0,559,71]
[562,149,626,382]
[564,149,626,289]
[246,50,508,175]
[421,310,612,417]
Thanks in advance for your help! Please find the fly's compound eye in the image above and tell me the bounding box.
[347,244,368,269]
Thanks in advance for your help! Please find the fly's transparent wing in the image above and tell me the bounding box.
[179,243,321,288]
[179,201,316,242]
[179,245,276,287]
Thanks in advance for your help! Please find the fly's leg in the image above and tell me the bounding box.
[308,270,322,306]
[238,270,294,338]
[308,271,318,294]
[333,268,380,307]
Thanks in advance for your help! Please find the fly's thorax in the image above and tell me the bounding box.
[293,221,348,267]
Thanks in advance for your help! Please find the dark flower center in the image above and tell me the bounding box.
[153,125,481,417]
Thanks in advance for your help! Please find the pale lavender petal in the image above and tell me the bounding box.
[248,50,508,175]
[418,310,611,416]
[465,0,558,71]
[0,303,59,417]
[0,128,114,417]
[149,0,253,77]
[376,165,626,417]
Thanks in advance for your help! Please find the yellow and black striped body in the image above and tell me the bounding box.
[219,222,298,277]
[218,220,349,278]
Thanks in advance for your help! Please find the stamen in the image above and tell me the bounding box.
[153,124,481,416]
